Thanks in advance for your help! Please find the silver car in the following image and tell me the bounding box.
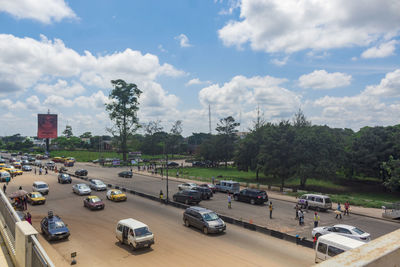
[312,224,371,242]
[22,165,32,171]
[89,179,107,191]
[72,183,91,195]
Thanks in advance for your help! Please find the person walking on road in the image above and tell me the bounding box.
[314,212,320,228]
[298,209,304,225]
[295,204,299,220]
[269,201,273,219]
[34,168,36,175]
[3,184,6,193]
[25,212,32,224]
[45,167,48,175]
[39,167,42,175]
[335,202,342,219]
[344,201,350,215]
[159,190,164,203]
[228,194,232,209]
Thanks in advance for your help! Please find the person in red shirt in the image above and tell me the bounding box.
[344,201,350,215]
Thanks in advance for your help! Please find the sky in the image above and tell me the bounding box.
[0,0,400,137]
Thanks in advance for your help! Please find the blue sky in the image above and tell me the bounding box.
[0,0,399,137]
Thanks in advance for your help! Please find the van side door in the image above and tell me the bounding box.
[122,226,129,244]
[316,241,328,262]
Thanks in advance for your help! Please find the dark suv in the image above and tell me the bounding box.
[192,187,213,200]
[172,190,202,205]
[58,173,72,184]
[183,207,226,234]
[233,189,268,205]
[75,169,88,176]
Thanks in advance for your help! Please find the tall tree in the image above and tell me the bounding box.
[167,120,183,158]
[381,156,400,192]
[80,132,92,138]
[63,125,73,138]
[105,79,142,161]
[216,116,240,167]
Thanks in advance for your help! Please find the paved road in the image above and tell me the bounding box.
[4,170,314,266]
[64,161,400,241]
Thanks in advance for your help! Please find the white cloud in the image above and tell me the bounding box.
[158,44,167,53]
[186,78,211,86]
[43,95,74,107]
[299,70,352,90]
[218,0,400,53]
[25,95,41,110]
[270,56,289,66]
[198,75,300,120]
[175,34,192,48]
[361,40,398,59]
[35,79,85,97]
[74,90,109,109]
[363,69,400,97]
[0,0,77,24]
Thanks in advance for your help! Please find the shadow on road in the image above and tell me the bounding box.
[114,242,154,255]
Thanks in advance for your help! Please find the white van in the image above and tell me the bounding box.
[215,180,240,193]
[315,233,365,263]
[32,181,49,195]
[0,171,11,182]
[298,193,332,211]
[116,218,154,250]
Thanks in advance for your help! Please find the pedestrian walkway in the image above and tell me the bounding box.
[0,232,14,267]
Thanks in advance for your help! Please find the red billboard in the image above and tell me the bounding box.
[38,114,58,139]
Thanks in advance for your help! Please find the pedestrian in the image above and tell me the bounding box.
[305,200,309,211]
[269,201,273,219]
[3,184,6,193]
[176,171,179,177]
[39,167,42,175]
[19,186,22,190]
[25,212,32,224]
[314,212,320,228]
[298,209,304,225]
[159,190,164,203]
[335,202,342,219]
[130,168,132,172]
[23,195,27,210]
[212,176,215,185]
[228,194,232,209]
[344,201,350,215]
[295,204,299,220]
[45,167,48,175]
[34,168,36,175]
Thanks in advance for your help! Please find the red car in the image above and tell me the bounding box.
[199,183,217,193]
[83,196,105,210]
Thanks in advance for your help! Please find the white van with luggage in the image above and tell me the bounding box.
[298,193,332,211]
[315,233,365,263]
[116,218,154,250]
[215,180,240,194]
[32,181,49,195]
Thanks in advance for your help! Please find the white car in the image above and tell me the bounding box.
[89,179,107,191]
[178,183,198,191]
[72,183,91,195]
[312,224,371,242]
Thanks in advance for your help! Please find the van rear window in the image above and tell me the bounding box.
[328,246,344,257]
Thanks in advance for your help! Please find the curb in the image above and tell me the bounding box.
[67,171,314,249]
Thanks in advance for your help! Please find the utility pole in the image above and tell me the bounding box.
[208,104,211,134]
[45,109,50,153]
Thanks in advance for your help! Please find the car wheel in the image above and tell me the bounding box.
[203,227,209,235]
[130,243,136,251]
[185,219,190,227]
[234,195,238,201]
[250,199,255,205]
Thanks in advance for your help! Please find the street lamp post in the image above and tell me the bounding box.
[166,152,169,203]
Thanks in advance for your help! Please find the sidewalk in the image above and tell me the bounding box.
[0,232,14,267]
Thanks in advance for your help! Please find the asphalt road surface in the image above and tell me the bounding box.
[66,161,400,240]
[4,170,314,266]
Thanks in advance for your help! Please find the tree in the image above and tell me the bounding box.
[141,120,164,155]
[167,120,183,158]
[216,116,240,167]
[63,125,73,138]
[80,132,92,138]
[105,79,142,162]
[381,156,400,192]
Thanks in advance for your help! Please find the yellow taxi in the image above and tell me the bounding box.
[27,192,46,205]
[52,157,65,163]
[0,163,5,168]
[106,189,127,202]
[9,169,23,176]
[12,162,22,169]
[2,165,15,172]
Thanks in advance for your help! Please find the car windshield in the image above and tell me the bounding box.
[78,185,89,189]
[94,181,104,185]
[134,227,152,237]
[49,221,66,230]
[31,193,42,198]
[62,174,69,178]
[112,190,122,195]
[89,197,101,203]
[37,184,47,188]
[202,212,219,221]
[352,227,365,235]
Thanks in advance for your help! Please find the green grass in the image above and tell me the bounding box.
[49,150,186,163]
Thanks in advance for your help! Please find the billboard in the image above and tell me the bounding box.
[38,114,58,139]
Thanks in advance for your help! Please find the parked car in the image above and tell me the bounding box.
[312,224,371,242]
[58,173,72,184]
[298,194,332,211]
[64,160,74,167]
[34,160,42,166]
[118,171,133,178]
[172,190,202,205]
[21,160,30,165]
[32,181,49,195]
[75,169,88,176]
[106,189,127,202]
[183,207,226,234]
[178,183,197,191]
[40,211,70,241]
[89,179,107,191]
[192,161,205,167]
[27,192,46,205]
[46,161,55,168]
[199,183,217,193]
[22,165,32,171]
[72,183,91,195]
[59,167,68,173]
[233,189,268,205]
[192,186,213,200]
[83,196,105,210]
[167,161,179,167]
[215,180,240,194]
